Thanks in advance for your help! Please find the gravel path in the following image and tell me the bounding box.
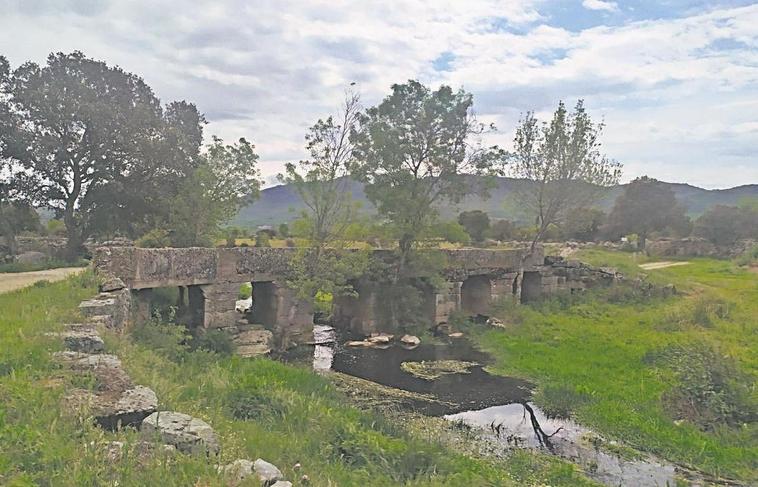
[0,267,86,294]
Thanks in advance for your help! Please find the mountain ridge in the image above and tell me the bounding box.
[234,177,758,227]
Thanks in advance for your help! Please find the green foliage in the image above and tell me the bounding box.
[607,176,689,248]
[0,198,39,255]
[238,282,252,299]
[488,219,518,241]
[165,137,261,247]
[561,208,606,242]
[458,210,490,242]
[510,100,621,248]
[734,244,758,266]
[644,343,756,430]
[254,231,271,247]
[0,272,598,486]
[190,329,236,356]
[135,228,171,248]
[426,220,471,245]
[694,204,758,245]
[473,250,758,481]
[131,316,190,362]
[351,80,504,258]
[0,51,205,257]
[535,385,592,420]
[278,222,289,238]
[46,219,67,236]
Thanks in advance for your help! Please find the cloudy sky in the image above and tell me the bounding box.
[1,0,756,189]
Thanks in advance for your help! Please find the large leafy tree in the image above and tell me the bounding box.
[694,204,758,246]
[164,136,261,247]
[511,100,621,253]
[0,52,204,257]
[607,176,688,249]
[351,80,504,270]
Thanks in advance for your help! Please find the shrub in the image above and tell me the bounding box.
[131,316,189,361]
[189,329,235,355]
[643,343,756,430]
[734,244,758,266]
[255,231,271,247]
[238,282,252,299]
[135,228,171,248]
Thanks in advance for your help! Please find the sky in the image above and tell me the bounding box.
[0,0,756,189]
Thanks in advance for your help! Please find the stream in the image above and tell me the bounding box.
[282,325,706,487]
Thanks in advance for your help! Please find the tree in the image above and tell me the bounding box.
[488,219,517,241]
[694,204,758,246]
[278,223,290,238]
[0,191,39,257]
[280,91,368,305]
[511,100,621,253]
[0,52,204,258]
[351,80,504,272]
[163,137,260,247]
[607,176,687,249]
[562,208,606,242]
[458,210,490,242]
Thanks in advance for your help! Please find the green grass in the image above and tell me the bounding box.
[0,258,89,273]
[469,250,757,482]
[0,272,596,486]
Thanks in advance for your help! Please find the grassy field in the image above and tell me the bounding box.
[469,250,757,482]
[0,272,596,486]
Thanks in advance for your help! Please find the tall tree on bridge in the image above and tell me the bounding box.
[280,90,367,303]
[351,80,505,272]
[511,100,621,253]
[0,52,204,258]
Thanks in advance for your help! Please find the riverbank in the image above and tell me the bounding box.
[467,250,757,483]
[0,272,595,486]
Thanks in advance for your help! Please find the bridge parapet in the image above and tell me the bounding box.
[94,246,542,290]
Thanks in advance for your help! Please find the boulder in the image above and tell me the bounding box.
[141,411,220,456]
[486,317,506,328]
[399,334,421,346]
[235,329,273,357]
[99,277,126,292]
[96,385,158,429]
[367,333,393,344]
[254,458,284,484]
[218,459,255,483]
[15,251,47,264]
[61,331,105,353]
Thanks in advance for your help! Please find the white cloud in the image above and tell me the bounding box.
[0,0,755,188]
[582,0,618,12]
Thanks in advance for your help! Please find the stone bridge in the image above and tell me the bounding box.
[94,246,613,347]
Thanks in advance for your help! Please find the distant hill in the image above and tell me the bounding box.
[233,177,758,227]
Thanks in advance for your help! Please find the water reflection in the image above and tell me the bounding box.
[447,404,677,487]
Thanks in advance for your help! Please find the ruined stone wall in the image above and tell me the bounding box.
[94,246,536,290]
[646,237,756,259]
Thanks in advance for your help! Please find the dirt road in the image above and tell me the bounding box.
[0,267,86,294]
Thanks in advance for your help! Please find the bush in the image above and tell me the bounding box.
[643,343,756,430]
[734,244,758,266]
[239,282,252,299]
[255,231,271,247]
[190,329,235,355]
[131,315,189,361]
[135,228,171,248]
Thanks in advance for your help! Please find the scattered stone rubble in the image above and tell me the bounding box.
[48,273,294,484]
